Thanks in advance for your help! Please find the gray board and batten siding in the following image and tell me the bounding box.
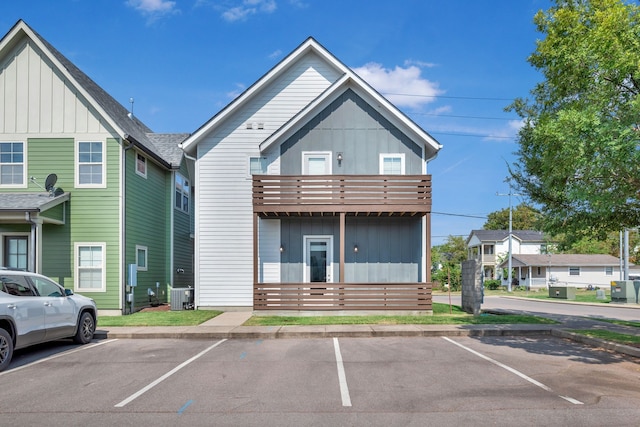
[277,89,424,174]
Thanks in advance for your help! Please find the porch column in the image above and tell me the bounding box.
[425,213,431,283]
[339,212,345,283]
[253,213,258,285]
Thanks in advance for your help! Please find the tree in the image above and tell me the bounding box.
[431,235,467,291]
[483,203,541,230]
[508,0,640,239]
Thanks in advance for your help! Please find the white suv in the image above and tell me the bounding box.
[0,268,97,372]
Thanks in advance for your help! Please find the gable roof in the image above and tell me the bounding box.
[180,37,442,158]
[502,254,622,268]
[0,20,185,169]
[467,229,546,244]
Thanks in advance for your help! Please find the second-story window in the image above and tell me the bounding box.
[380,153,405,175]
[0,142,25,187]
[249,157,267,175]
[175,173,189,214]
[136,152,147,178]
[77,141,104,187]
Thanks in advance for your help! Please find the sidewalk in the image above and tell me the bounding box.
[95,308,640,359]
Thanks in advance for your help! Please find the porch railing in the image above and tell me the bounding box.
[253,175,431,214]
[254,282,432,311]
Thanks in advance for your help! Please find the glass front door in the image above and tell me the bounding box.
[304,236,333,283]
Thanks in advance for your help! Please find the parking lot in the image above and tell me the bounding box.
[1,336,640,426]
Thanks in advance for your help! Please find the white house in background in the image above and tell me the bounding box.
[499,254,624,289]
[180,37,441,311]
[466,230,549,280]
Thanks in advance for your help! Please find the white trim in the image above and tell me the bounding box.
[74,242,106,292]
[379,153,405,175]
[0,141,27,188]
[75,140,106,188]
[136,245,148,271]
[302,151,332,175]
[303,235,334,283]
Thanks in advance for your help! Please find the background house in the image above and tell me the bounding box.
[0,20,194,314]
[499,254,624,289]
[180,37,442,311]
[466,230,549,280]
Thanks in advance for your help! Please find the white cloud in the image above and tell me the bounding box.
[222,0,277,22]
[482,119,523,142]
[352,62,443,109]
[404,59,437,68]
[126,0,179,22]
[226,83,246,100]
[268,49,282,59]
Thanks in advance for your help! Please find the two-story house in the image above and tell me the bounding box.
[466,230,548,281]
[181,38,442,312]
[0,20,194,314]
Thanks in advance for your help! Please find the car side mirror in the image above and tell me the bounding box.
[65,289,74,296]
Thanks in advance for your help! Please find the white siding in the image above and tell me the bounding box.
[0,38,108,135]
[259,219,280,283]
[549,266,619,287]
[196,52,341,307]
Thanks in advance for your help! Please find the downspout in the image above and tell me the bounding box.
[122,135,136,314]
[179,146,197,307]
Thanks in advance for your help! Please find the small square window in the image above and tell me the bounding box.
[136,153,147,177]
[136,245,148,271]
[605,266,613,276]
[0,142,25,187]
[249,157,267,175]
[380,153,405,175]
[569,266,580,276]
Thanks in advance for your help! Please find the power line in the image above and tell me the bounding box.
[408,111,517,121]
[432,211,488,219]
[429,131,515,140]
[383,92,516,102]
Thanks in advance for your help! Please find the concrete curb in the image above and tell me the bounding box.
[551,329,640,358]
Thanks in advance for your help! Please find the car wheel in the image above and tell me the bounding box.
[73,312,95,344]
[0,328,13,372]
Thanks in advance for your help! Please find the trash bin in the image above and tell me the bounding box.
[170,288,194,310]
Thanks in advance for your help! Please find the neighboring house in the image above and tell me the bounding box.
[467,230,549,280]
[0,20,194,314]
[498,254,625,289]
[180,37,442,311]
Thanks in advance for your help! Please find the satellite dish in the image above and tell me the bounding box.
[44,174,57,192]
[53,188,64,197]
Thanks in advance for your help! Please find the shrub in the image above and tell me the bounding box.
[485,279,501,290]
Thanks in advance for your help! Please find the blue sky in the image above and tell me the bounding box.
[1,0,550,245]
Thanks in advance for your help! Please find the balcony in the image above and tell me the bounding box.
[253,174,432,217]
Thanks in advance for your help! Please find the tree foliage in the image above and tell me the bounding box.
[431,235,467,291]
[508,0,640,238]
[483,203,541,230]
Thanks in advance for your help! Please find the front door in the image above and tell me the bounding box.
[304,236,333,283]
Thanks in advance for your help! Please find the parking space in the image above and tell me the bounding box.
[0,336,639,425]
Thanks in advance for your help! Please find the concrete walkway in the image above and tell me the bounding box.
[94,303,640,359]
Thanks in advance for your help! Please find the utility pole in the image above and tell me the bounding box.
[497,187,521,292]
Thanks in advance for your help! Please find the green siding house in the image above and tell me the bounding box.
[0,20,194,315]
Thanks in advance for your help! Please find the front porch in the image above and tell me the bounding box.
[252,175,433,311]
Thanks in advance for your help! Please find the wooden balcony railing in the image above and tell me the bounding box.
[253,174,431,215]
[254,282,432,311]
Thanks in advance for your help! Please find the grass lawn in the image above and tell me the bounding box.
[483,287,611,304]
[98,310,222,327]
[243,302,557,326]
[570,329,640,347]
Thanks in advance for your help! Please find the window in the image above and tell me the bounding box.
[136,152,147,178]
[77,141,104,187]
[380,153,405,175]
[0,142,25,187]
[31,276,63,297]
[605,266,613,276]
[483,245,494,255]
[4,236,28,270]
[569,266,580,276]
[75,243,105,292]
[136,245,148,271]
[1,275,34,296]
[249,157,267,175]
[175,173,190,213]
[302,152,331,175]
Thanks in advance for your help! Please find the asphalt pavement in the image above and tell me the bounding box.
[95,297,640,359]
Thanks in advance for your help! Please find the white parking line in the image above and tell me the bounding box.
[0,339,119,377]
[333,337,352,407]
[442,337,583,405]
[115,339,227,408]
